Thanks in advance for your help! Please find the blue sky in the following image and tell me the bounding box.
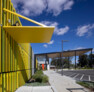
[12,0,94,54]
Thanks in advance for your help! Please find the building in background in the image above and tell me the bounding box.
[35,48,93,70]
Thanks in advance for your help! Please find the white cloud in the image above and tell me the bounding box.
[12,0,74,16]
[57,26,69,35]
[76,47,84,50]
[43,40,54,48]
[41,21,69,35]
[12,0,47,16]
[47,0,74,16]
[64,0,74,10]
[43,44,48,48]
[48,40,54,45]
[71,47,85,50]
[76,24,94,37]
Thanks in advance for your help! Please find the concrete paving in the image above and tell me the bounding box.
[58,70,94,82]
[15,86,53,92]
[32,86,53,92]
[15,86,33,92]
[44,70,90,92]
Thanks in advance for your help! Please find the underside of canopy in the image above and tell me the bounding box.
[3,26,54,43]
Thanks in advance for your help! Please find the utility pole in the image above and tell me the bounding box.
[62,40,69,75]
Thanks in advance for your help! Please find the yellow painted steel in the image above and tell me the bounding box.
[3,8,46,27]
[0,26,1,73]
[5,32,8,72]
[0,0,2,24]
[0,74,2,92]
[0,0,1,73]
[6,0,9,26]
[3,74,5,92]
[3,26,54,43]
[6,73,8,92]
[8,73,11,91]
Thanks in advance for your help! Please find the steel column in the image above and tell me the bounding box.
[91,49,93,68]
[75,51,76,69]
[68,56,70,69]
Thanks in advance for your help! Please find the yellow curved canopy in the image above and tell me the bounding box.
[3,26,54,43]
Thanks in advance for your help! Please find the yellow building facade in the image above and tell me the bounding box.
[0,0,54,91]
[0,0,32,91]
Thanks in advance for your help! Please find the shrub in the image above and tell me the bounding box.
[32,70,48,83]
[32,74,43,83]
[35,70,43,75]
[77,81,94,91]
[42,75,48,83]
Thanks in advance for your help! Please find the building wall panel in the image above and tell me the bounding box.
[0,0,33,92]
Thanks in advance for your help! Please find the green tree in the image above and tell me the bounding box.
[78,54,88,67]
[78,54,94,68]
[51,57,72,68]
[88,54,94,68]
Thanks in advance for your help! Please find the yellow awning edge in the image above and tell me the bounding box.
[3,26,55,43]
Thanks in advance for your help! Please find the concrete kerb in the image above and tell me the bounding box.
[15,85,57,92]
[51,86,58,92]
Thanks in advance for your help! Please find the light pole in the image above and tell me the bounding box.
[62,40,69,75]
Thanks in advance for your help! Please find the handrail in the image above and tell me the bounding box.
[3,8,46,27]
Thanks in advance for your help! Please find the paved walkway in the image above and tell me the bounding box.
[15,86,53,92]
[44,70,90,92]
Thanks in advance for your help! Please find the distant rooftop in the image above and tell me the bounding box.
[35,48,93,58]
